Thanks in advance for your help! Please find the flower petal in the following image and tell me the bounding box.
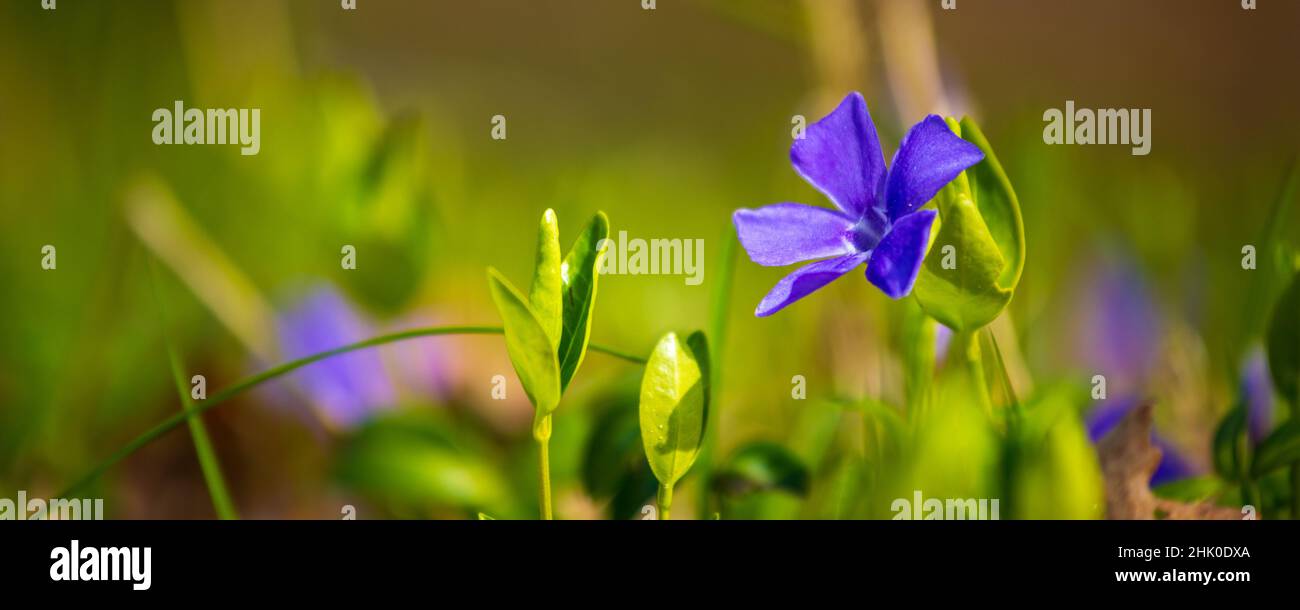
[865,209,937,298]
[885,115,984,221]
[733,203,857,267]
[790,92,887,219]
[755,251,871,317]
[278,286,395,429]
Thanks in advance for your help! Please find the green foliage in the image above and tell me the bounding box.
[1212,404,1250,481]
[335,413,510,515]
[1252,421,1300,478]
[1266,271,1300,408]
[712,441,810,498]
[913,117,1024,331]
[529,209,564,347]
[582,383,659,520]
[487,267,561,421]
[1007,386,1104,519]
[558,212,611,391]
[488,209,610,432]
[639,331,710,491]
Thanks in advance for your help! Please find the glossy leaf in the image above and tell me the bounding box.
[1251,420,1300,478]
[487,268,561,414]
[639,331,710,489]
[1266,271,1300,406]
[712,441,811,497]
[529,209,563,348]
[913,117,1024,331]
[557,212,610,391]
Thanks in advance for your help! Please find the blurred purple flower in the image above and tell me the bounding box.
[733,92,983,316]
[1241,347,1274,445]
[1077,254,1162,396]
[278,286,394,429]
[1085,397,1197,487]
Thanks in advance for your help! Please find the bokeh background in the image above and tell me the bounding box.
[2,0,1298,519]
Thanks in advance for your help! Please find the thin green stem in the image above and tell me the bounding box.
[538,436,553,520]
[951,329,992,413]
[534,412,554,520]
[150,259,238,520]
[60,325,643,498]
[657,484,673,521]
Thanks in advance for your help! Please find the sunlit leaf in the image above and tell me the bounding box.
[557,212,610,391]
[639,331,709,489]
[959,117,1025,292]
[529,209,563,348]
[912,117,1023,331]
[488,268,561,414]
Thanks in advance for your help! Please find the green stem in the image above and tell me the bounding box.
[534,412,554,520]
[151,260,238,520]
[951,329,992,413]
[59,325,644,498]
[657,484,673,521]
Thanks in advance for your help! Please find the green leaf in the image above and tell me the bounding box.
[912,117,1024,331]
[487,268,561,414]
[335,414,509,513]
[557,212,610,391]
[1266,271,1300,407]
[959,117,1025,292]
[1251,420,1300,478]
[1211,404,1249,481]
[639,331,710,489]
[712,441,811,497]
[1008,386,1104,519]
[529,209,563,348]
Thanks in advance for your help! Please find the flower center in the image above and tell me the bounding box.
[850,217,885,252]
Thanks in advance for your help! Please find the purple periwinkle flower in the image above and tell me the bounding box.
[733,92,984,316]
[278,286,395,430]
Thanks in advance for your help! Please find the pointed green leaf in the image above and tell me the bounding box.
[1251,420,1300,478]
[529,209,563,348]
[488,268,561,414]
[557,212,610,391]
[913,117,1023,331]
[1266,271,1300,406]
[639,331,709,489]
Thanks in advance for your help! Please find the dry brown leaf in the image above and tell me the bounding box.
[1097,401,1241,520]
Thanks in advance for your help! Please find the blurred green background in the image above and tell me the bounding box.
[1,0,1298,519]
